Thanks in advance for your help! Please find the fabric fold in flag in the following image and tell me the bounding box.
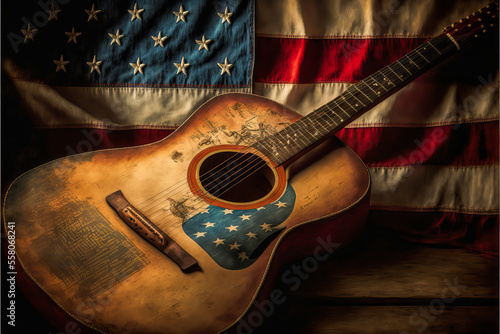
[253,0,499,256]
[2,0,498,256]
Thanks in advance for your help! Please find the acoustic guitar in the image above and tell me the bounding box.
[3,4,497,333]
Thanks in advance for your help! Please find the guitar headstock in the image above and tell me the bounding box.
[442,1,498,41]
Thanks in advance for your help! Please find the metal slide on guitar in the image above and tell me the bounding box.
[3,4,498,334]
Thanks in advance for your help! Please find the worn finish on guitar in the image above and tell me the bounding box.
[3,94,370,333]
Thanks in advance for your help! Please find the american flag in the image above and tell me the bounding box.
[183,184,294,270]
[3,0,498,257]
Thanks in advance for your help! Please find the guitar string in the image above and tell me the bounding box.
[157,38,468,240]
[139,49,415,216]
[137,22,483,214]
[144,34,450,206]
[139,36,457,226]
[137,35,457,227]
[145,40,461,240]
[133,35,458,232]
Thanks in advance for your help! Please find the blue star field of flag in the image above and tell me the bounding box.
[4,0,253,88]
[183,184,296,270]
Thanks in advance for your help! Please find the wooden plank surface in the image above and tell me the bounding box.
[7,226,498,333]
[296,230,498,300]
[258,306,499,334]
[254,226,498,333]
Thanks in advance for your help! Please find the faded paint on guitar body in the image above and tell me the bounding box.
[3,93,370,334]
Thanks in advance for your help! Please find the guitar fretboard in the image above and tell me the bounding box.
[253,34,461,166]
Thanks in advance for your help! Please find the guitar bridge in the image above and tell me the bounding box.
[106,190,198,271]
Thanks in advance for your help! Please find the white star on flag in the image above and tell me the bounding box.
[194,232,207,238]
[217,57,233,76]
[275,201,287,208]
[129,3,145,21]
[225,225,238,232]
[174,57,190,75]
[246,231,257,239]
[152,31,167,47]
[237,251,249,261]
[229,242,241,250]
[260,223,272,232]
[223,209,233,215]
[85,3,101,21]
[21,24,37,43]
[65,27,82,44]
[53,55,69,72]
[86,55,102,74]
[213,238,225,246]
[46,3,62,21]
[130,57,145,75]
[196,35,212,51]
[108,29,124,46]
[218,7,233,24]
[239,214,251,221]
[202,222,215,228]
[173,5,189,23]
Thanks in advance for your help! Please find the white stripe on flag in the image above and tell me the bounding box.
[369,164,499,213]
[254,80,499,126]
[10,80,250,128]
[256,0,491,38]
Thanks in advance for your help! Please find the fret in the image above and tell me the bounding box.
[280,133,292,147]
[427,40,442,55]
[253,141,276,162]
[379,71,394,86]
[254,139,270,153]
[275,142,292,158]
[301,117,316,139]
[405,54,421,70]
[254,30,464,166]
[314,111,335,132]
[403,53,424,73]
[282,132,304,157]
[320,106,340,127]
[271,143,286,158]
[325,102,347,124]
[354,85,374,103]
[303,117,323,140]
[289,122,314,147]
[396,59,412,76]
[366,74,389,93]
[312,127,325,140]
[284,133,298,148]
[345,89,366,108]
[330,100,350,120]
[272,131,295,152]
[415,49,430,63]
[339,95,358,112]
[359,79,381,96]
[419,43,442,63]
[264,137,281,157]
[386,66,403,82]
[275,128,299,154]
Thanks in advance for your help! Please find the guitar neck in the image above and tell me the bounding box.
[253,33,462,166]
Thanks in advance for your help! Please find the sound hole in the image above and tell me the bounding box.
[198,151,276,203]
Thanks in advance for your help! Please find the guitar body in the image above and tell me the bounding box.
[3,93,370,334]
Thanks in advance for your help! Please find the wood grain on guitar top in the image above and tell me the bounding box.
[3,93,370,334]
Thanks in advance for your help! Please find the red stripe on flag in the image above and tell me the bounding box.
[335,121,499,167]
[369,210,499,257]
[254,37,427,83]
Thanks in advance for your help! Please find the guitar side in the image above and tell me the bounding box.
[3,93,370,334]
